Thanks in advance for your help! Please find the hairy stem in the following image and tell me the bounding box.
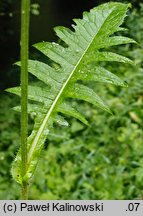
[20,0,30,199]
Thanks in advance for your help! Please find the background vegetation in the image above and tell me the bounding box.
[0,0,143,199]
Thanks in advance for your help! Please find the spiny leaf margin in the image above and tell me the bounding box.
[7,2,135,185]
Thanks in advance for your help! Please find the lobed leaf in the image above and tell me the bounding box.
[8,2,135,185]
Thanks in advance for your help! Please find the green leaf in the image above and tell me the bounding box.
[54,114,69,127]
[95,36,136,49]
[8,2,135,184]
[77,66,128,86]
[58,102,89,126]
[16,60,61,87]
[66,83,111,113]
[6,85,53,104]
[84,51,134,64]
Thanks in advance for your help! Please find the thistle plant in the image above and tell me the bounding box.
[7,2,135,199]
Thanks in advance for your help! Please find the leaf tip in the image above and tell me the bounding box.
[127,3,132,9]
[14,61,21,66]
[84,120,89,127]
[5,88,11,93]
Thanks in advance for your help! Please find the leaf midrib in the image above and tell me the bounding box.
[27,8,114,167]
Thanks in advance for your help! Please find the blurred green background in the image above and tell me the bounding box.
[0,0,143,199]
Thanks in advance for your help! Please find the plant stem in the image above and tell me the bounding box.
[20,0,30,199]
[21,182,29,200]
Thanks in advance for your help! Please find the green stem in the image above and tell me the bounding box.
[20,0,30,199]
[21,182,29,200]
